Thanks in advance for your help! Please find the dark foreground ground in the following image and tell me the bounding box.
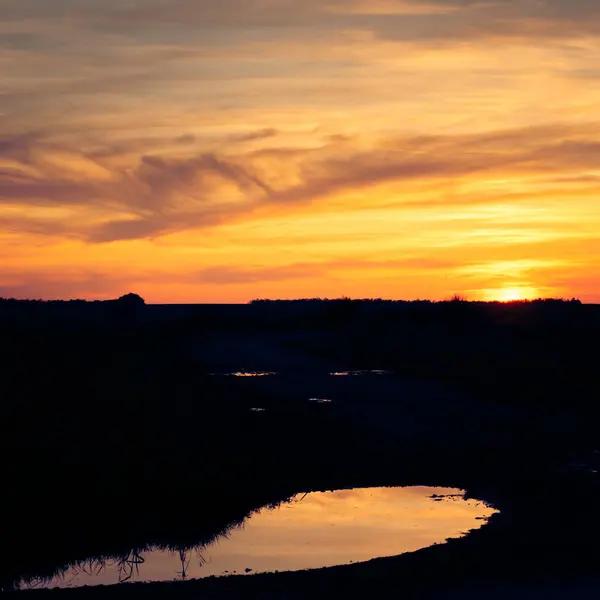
[1,298,599,598]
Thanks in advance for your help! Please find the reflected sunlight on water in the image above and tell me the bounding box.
[27,487,497,589]
[208,371,276,377]
[330,370,390,376]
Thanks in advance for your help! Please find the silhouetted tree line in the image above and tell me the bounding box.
[0,293,145,306]
[250,297,582,305]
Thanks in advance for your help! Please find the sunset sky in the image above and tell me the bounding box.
[2,0,600,303]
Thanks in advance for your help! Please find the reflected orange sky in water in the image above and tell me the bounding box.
[37,487,497,588]
[2,1,600,302]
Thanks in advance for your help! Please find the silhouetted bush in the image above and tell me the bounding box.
[116,293,146,307]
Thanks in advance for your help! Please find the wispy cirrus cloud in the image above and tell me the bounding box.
[5,1,600,49]
[2,123,600,242]
[194,256,459,285]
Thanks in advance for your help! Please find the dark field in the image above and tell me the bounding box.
[1,298,599,598]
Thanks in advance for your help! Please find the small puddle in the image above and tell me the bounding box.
[209,371,276,377]
[308,398,333,404]
[330,370,390,376]
[22,487,497,590]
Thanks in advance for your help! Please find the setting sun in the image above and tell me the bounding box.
[484,287,539,303]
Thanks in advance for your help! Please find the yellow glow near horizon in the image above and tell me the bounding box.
[484,287,540,303]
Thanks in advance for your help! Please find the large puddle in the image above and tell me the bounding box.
[23,487,497,590]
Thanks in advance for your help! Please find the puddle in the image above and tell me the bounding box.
[308,398,332,404]
[559,451,600,476]
[208,371,276,377]
[565,463,599,475]
[330,370,390,376]
[22,487,497,590]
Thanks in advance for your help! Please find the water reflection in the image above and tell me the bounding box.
[23,487,497,590]
[208,371,276,377]
[330,370,390,376]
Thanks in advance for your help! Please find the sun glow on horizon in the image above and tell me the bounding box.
[483,287,540,303]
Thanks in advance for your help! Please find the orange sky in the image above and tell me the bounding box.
[1,0,600,302]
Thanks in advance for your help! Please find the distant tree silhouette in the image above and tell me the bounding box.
[0,294,148,305]
[249,296,582,306]
[116,293,146,307]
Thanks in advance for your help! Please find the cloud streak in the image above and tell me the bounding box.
[194,256,458,285]
[5,1,600,47]
[2,123,600,242]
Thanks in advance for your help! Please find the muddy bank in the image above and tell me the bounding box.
[6,395,599,598]
[11,458,600,599]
